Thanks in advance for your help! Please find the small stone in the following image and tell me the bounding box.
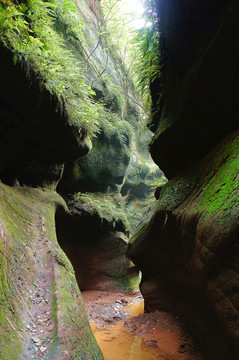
[40,346,46,353]
[120,298,128,304]
[32,336,41,345]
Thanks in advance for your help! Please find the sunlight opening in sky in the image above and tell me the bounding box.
[120,0,149,29]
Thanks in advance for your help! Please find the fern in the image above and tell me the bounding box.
[0,0,133,141]
[74,191,129,229]
[131,0,160,108]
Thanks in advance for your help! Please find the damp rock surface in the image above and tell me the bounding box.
[82,290,203,360]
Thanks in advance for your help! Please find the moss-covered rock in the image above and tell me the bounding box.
[55,200,137,292]
[0,183,103,359]
[128,1,239,357]
[128,131,239,359]
[0,44,91,188]
[59,131,131,194]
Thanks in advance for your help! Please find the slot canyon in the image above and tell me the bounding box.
[0,0,238,359]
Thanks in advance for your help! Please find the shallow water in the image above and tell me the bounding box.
[91,300,177,360]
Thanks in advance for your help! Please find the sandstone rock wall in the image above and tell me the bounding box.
[0,183,103,359]
[0,0,133,357]
[128,0,239,359]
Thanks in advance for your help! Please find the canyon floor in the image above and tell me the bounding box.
[82,290,203,360]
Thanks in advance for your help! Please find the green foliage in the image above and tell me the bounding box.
[74,191,129,229]
[135,161,151,179]
[131,0,160,108]
[0,0,132,141]
[150,177,167,191]
[100,0,143,110]
[97,106,134,149]
[132,27,160,95]
[101,0,160,106]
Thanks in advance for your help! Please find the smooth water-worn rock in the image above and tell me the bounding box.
[0,183,103,359]
[129,131,239,359]
[56,202,138,292]
[128,0,239,359]
[0,45,90,189]
[151,0,239,179]
[59,132,131,194]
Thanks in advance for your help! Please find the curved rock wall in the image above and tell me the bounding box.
[128,0,239,359]
[0,183,103,359]
[55,204,136,292]
[129,131,239,359]
[0,45,90,188]
[151,0,239,178]
[0,0,155,356]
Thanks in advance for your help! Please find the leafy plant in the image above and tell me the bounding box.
[150,177,167,191]
[135,161,151,179]
[74,191,129,229]
[131,0,160,109]
[0,0,134,142]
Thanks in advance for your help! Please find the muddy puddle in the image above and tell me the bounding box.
[82,291,203,360]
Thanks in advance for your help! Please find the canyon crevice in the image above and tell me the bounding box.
[0,0,238,359]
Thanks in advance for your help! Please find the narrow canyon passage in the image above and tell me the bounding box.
[0,0,238,358]
[82,290,204,360]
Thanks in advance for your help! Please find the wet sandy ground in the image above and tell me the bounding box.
[82,291,203,360]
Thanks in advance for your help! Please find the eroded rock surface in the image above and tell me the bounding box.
[151,0,239,178]
[0,45,90,189]
[56,202,137,292]
[128,0,239,359]
[129,131,239,359]
[0,184,103,359]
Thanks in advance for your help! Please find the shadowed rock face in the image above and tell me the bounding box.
[128,0,239,359]
[151,0,239,179]
[55,203,136,292]
[58,132,130,194]
[129,131,239,359]
[0,45,90,188]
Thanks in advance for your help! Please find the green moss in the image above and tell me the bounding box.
[74,191,129,230]
[197,134,239,224]
[159,133,239,230]
[130,132,239,258]
[117,272,140,292]
[156,133,238,222]
[0,0,134,143]
[0,186,29,358]
[0,183,103,359]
